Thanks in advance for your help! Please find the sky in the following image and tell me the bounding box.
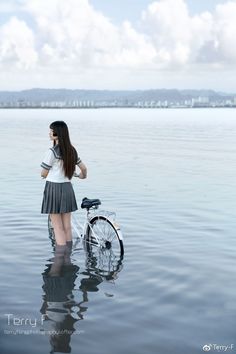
[0,0,235,91]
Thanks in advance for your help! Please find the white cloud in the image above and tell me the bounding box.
[0,16,38,69]
[213,1,236,61]
[23,0,157,69]
[141,0,214,66]
[0,0,236,89]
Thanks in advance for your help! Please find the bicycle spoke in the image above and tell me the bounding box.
[48,210,124,276]
[86,216,123,274]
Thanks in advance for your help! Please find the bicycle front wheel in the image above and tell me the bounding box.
[85,216,124,258]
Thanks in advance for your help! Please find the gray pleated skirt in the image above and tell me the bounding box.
[41,181,78,214]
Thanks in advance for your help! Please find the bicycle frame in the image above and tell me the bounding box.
[72,206,121,249]
[48,197,124,261]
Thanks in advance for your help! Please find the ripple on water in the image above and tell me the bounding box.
[1,109,236,354]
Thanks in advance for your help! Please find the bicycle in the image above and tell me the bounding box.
[48,197,124,263]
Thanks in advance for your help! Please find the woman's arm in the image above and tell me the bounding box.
[77,162,87,179]
[41,168,49,178]
[41,149,54,178]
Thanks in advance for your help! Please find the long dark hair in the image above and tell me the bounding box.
[50,121,78,179]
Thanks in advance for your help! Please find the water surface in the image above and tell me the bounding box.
[0,108,236,354]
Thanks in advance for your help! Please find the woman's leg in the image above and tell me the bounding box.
[61,213,73,265]
[50,214,67,245]
[49,244,66,276]
[61,213,72,242]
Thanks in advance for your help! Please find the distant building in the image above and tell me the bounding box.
[192,96,210,107]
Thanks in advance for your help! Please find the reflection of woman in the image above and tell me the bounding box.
[40,253,123,352]
[40,261,104,353]
[40,263,80,353]
[40,121,87,270]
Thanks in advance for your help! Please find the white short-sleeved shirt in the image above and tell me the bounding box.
[41,145,81,183]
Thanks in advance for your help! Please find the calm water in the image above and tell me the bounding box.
[0,108,236,354]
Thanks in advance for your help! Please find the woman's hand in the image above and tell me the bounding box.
[76,162,87,179]
[41,168,49,178]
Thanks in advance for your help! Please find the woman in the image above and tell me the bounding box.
[41,121,87,270]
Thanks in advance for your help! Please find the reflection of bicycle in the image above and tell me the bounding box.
[84,248,124,281]
[41,246,124,353]
[48,197,124,262]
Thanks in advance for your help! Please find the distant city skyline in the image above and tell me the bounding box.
[0,0,235,91]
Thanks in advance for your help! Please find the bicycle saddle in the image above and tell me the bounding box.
[81,197,101,209]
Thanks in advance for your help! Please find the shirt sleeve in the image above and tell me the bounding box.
[41,149,55,170]
[76,156,82,165]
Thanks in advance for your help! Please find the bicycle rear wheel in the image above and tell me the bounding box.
[85,216,124,258]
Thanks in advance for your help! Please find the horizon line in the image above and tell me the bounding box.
[0,87,235,94]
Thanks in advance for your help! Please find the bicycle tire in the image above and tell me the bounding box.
[85,215,124,257]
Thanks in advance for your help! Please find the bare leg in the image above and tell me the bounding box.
[50,214,67,245]
[49,244,66,276]
[62,213,73,265]
[61,213,72,242]
[48,214,68,275]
